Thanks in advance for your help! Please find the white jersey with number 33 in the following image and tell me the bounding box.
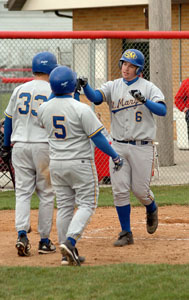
[5,80,51,143]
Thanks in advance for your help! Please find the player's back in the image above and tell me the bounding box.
[38,96,102,160]
[5,80,51,143]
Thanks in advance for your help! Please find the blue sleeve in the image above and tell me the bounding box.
[48,92,55,101]
[3,116,12,147]
[145,100,167,116]
[83,84,103,105]
[91,131,118,159]
[74,91,80,101]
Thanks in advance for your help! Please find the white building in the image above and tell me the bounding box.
[0,0,72,31]
[0,0,72,68]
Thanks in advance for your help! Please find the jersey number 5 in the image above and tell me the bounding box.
[53,116,66,139]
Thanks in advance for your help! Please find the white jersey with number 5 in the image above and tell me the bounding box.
[38,95,104,160]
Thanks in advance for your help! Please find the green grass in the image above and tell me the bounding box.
[0,264,189,300]
[0,186,189,299]
[1,185,188,209]
[0,92,11,119]
[99,185,189,206]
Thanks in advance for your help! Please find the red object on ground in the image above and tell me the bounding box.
[94,147,110,182]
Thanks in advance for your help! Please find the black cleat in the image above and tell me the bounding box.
[147,207,158,234]
[38,240,56,254]
[16,234,31,257]
[60,240,81,266]
[113,231,134,247]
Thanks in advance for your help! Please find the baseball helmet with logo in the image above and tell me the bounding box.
[119,49,145,75]
[32,51,58,75]
[49,66,77,95]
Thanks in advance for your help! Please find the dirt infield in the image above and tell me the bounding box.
[0,206,189,267]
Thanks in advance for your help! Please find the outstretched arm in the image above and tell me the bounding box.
[91,131,123,171]
[79,77,103,105]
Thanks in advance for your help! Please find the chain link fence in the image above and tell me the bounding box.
[0,32,189,188]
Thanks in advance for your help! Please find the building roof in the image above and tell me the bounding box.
[0,1,72,31]
[5,0,149,11]
[4,0,189,11]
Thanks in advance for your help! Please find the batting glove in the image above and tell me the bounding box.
[79,76,88,88]
[74,79,81,95]
[0,145,12,163]
[129,89,146,103]
[112,155,123,172]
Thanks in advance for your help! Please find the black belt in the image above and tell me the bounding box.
[113,139,150,145]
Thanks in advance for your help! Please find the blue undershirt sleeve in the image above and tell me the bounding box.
[91,131,118,159]
[74,91,80,101]
[145,100,167,116]
[83,84,103,105]
[48,92,55,101]
[3,116,12,147]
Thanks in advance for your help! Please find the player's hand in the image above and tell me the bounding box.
[0,145,12,163]
[79,77,88,88]
[129,90,146,103]
[74,79,81,94]
[112,155,123,172]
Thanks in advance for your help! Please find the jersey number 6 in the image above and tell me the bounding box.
[135,111,142,122]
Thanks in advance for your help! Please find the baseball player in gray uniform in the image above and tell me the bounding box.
[79,49,167,247]
[37,65,123,266]
[2,51,58,256]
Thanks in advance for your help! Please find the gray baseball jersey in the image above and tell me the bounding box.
[98,77,165,141]
[38,96,104,160]
[5,80,51,143]
[4,79,54,237]
[97,77,165,207]
[38,95,104,244]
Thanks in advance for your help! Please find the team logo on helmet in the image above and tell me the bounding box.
[124,50,137,60]
[61,81,69,87]
[40,60,48,65]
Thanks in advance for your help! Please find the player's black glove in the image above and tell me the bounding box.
[129,90,146,103]
[74,79,82,94]
[79,76,88,88]
[112,155,123,172]
[0,145,12,163]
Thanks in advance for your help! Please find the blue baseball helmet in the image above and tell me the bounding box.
[32,51,58,75]
[49,66,77,95]
[119,49,145,75]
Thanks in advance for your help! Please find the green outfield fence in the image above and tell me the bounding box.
[0,30,189,188]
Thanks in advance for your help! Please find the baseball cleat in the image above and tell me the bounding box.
[146,207,158,234]
[60,240,81,266]
[16,234,31,257]
[61,255,85,266]
[38,239,56,254]
[113,231,134,247]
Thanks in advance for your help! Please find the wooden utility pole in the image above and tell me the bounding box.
[149,0,174,166]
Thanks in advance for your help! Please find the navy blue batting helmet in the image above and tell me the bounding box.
[32,51,58,75]
[49,66,77,95]
[119,49,145,75]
